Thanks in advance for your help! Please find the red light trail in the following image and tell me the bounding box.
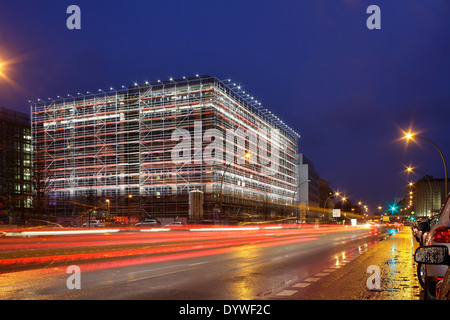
[0,224,373,275]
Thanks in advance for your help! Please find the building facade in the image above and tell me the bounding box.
[31,75,299,223]
[0,107,32,223]
[408,175,448,217]
[295,154,320,209]
[319,177,334,208]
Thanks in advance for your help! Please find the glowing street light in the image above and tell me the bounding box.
[323,192,341,209]
[106,199,110,217]
[403,131,447,196]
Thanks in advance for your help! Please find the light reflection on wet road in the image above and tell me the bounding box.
[273,227,421,300]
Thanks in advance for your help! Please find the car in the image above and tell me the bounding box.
[110,221,126,226]
[414,245,450,299]
[135,219,160,227]
[163,221,185,228]
[413,218,429,244]
[420,194,450,299]
[415,216,439,289]
[189,219,214,225]
[82,220,105,227]
[421,216,438,245]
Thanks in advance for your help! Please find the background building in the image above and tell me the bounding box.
[31,75,299,224]
[0,107,32,223]
[295,154,320,208]
[407,175,448,217]
[319,177,334,208]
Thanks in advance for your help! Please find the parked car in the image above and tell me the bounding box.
[421,216,438,245]
[420,194,450,299]
[414,245,450,299]
[135,219,160,227]
[411,219,420,240]
[414,218,429,244]
[110,221,126,226]
[189,219,214,225]
[415,215,439,289]
[163,221,185,228]
[82,220,105,227]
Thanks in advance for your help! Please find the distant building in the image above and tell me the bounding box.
[408,175,448,217]
[0,107,32,223]
[319,177,334,208]
[295,154,320,208]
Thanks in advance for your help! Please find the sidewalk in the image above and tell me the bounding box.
[276,227,422,300]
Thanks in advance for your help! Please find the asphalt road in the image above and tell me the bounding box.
[0,224,420,301]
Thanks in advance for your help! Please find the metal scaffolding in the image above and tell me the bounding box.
[31,75,299,223]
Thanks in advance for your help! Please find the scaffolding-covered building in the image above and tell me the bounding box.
[31,75,299,223]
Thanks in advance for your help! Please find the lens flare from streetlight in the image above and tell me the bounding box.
[404,132,413,140]
[0,52,29,93]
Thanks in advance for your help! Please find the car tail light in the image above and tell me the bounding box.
[432,226,450,243]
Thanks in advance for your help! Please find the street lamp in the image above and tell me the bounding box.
[292,180,311,203]
[127,194,133,224]
[292,179,311,222]
[106,199,110,218]
[324,192,340,209]
[403,131,447,197]
[219,153,252,225]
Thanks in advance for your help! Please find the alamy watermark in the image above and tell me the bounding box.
[66,4,381,31]
[170,121,281,176]
[366,265,381,290]
[66,5,81,30]
[66,265,81,290]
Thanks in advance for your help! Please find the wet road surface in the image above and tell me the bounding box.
[0,225,421,300]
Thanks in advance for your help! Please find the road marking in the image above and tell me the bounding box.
[128,266,199,282]
[293,282,310,288]
[305,277,320,282]
[283,248,366,294]
[188,261,208,266]
[128,264,185,275]
[276,290,297,296]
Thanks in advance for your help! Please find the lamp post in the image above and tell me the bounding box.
[324,192,340,209]
[106,199,110,220]
[404,132,447,197]
[219,153,251,225]
[292,180,311,223]
[127,194,133,224]
[323,192,342,221]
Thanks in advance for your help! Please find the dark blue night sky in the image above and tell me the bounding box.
[0,0,449,210]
